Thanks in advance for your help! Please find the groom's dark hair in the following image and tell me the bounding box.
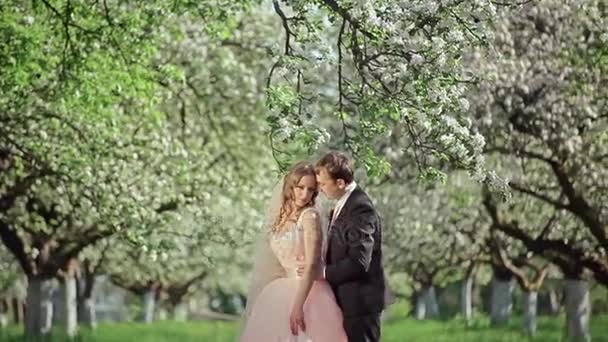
[316,151,354,183]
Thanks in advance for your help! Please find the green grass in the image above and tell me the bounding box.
[0,321,236,342]
[3,306,608,342]
[384,315,608,342]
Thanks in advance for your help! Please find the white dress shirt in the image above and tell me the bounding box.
[330,181,357,225]
[324,181,357,279]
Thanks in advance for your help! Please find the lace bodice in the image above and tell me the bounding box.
[269,208,325,278]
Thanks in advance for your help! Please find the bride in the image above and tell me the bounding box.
[239,161,348,341]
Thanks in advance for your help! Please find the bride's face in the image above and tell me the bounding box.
[293,175,317,208]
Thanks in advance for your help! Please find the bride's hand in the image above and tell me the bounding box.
[296,264,306,278]
[289,305,306,335]
[296,264,323,280]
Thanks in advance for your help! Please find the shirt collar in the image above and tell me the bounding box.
[337,181,357,205]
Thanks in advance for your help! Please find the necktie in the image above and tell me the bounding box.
[331,207,339,224]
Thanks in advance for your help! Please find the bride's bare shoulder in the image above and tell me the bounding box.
[300,207,321,226]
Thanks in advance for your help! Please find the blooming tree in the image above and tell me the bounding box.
[265,0,505,185]
[472,1,607,339]
[0,0,261,336]
[376,171,488,320]
[472,0,608,286]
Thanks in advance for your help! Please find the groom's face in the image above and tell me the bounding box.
[316,168,345,200]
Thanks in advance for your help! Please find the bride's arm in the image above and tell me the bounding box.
[290,209,322,331]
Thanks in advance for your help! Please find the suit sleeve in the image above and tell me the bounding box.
[325,204,376,287]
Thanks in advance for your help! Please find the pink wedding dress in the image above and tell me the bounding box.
[240,208,348,342]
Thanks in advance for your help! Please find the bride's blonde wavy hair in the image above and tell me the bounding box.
[272,161,318,232]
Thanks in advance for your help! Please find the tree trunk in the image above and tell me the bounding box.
[172,302,188,321]
[414,286,439,320]
[564,279,590,342]
[12,297,24,324]
[523,290,538,336]
[57,276,78,337]
[0,297,8,328]
[141,288,156,324]
[25,277,55,339]
[157,307,168,321]
[414,290,426,320]
[423,286,439,319]
[78,297,96,329]
[461,275,473,324]
[490,276,514,326]
[77,271,97,329]
[548,286,560,316]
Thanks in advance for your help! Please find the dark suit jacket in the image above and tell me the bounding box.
[325,186,387,318]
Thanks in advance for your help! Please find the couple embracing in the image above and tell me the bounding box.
[240,151,389,342]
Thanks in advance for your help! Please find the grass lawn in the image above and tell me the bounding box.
[3,303,608,341]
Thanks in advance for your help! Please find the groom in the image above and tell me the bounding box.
[300,151,387,342]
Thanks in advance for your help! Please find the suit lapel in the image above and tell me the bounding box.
[328,187,361,258]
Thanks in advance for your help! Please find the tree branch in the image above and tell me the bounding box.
[549,162,606,246]
[509,182,569,210]
[483,189,608,286]
[319,0,376,40]
[0,220,33,275]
